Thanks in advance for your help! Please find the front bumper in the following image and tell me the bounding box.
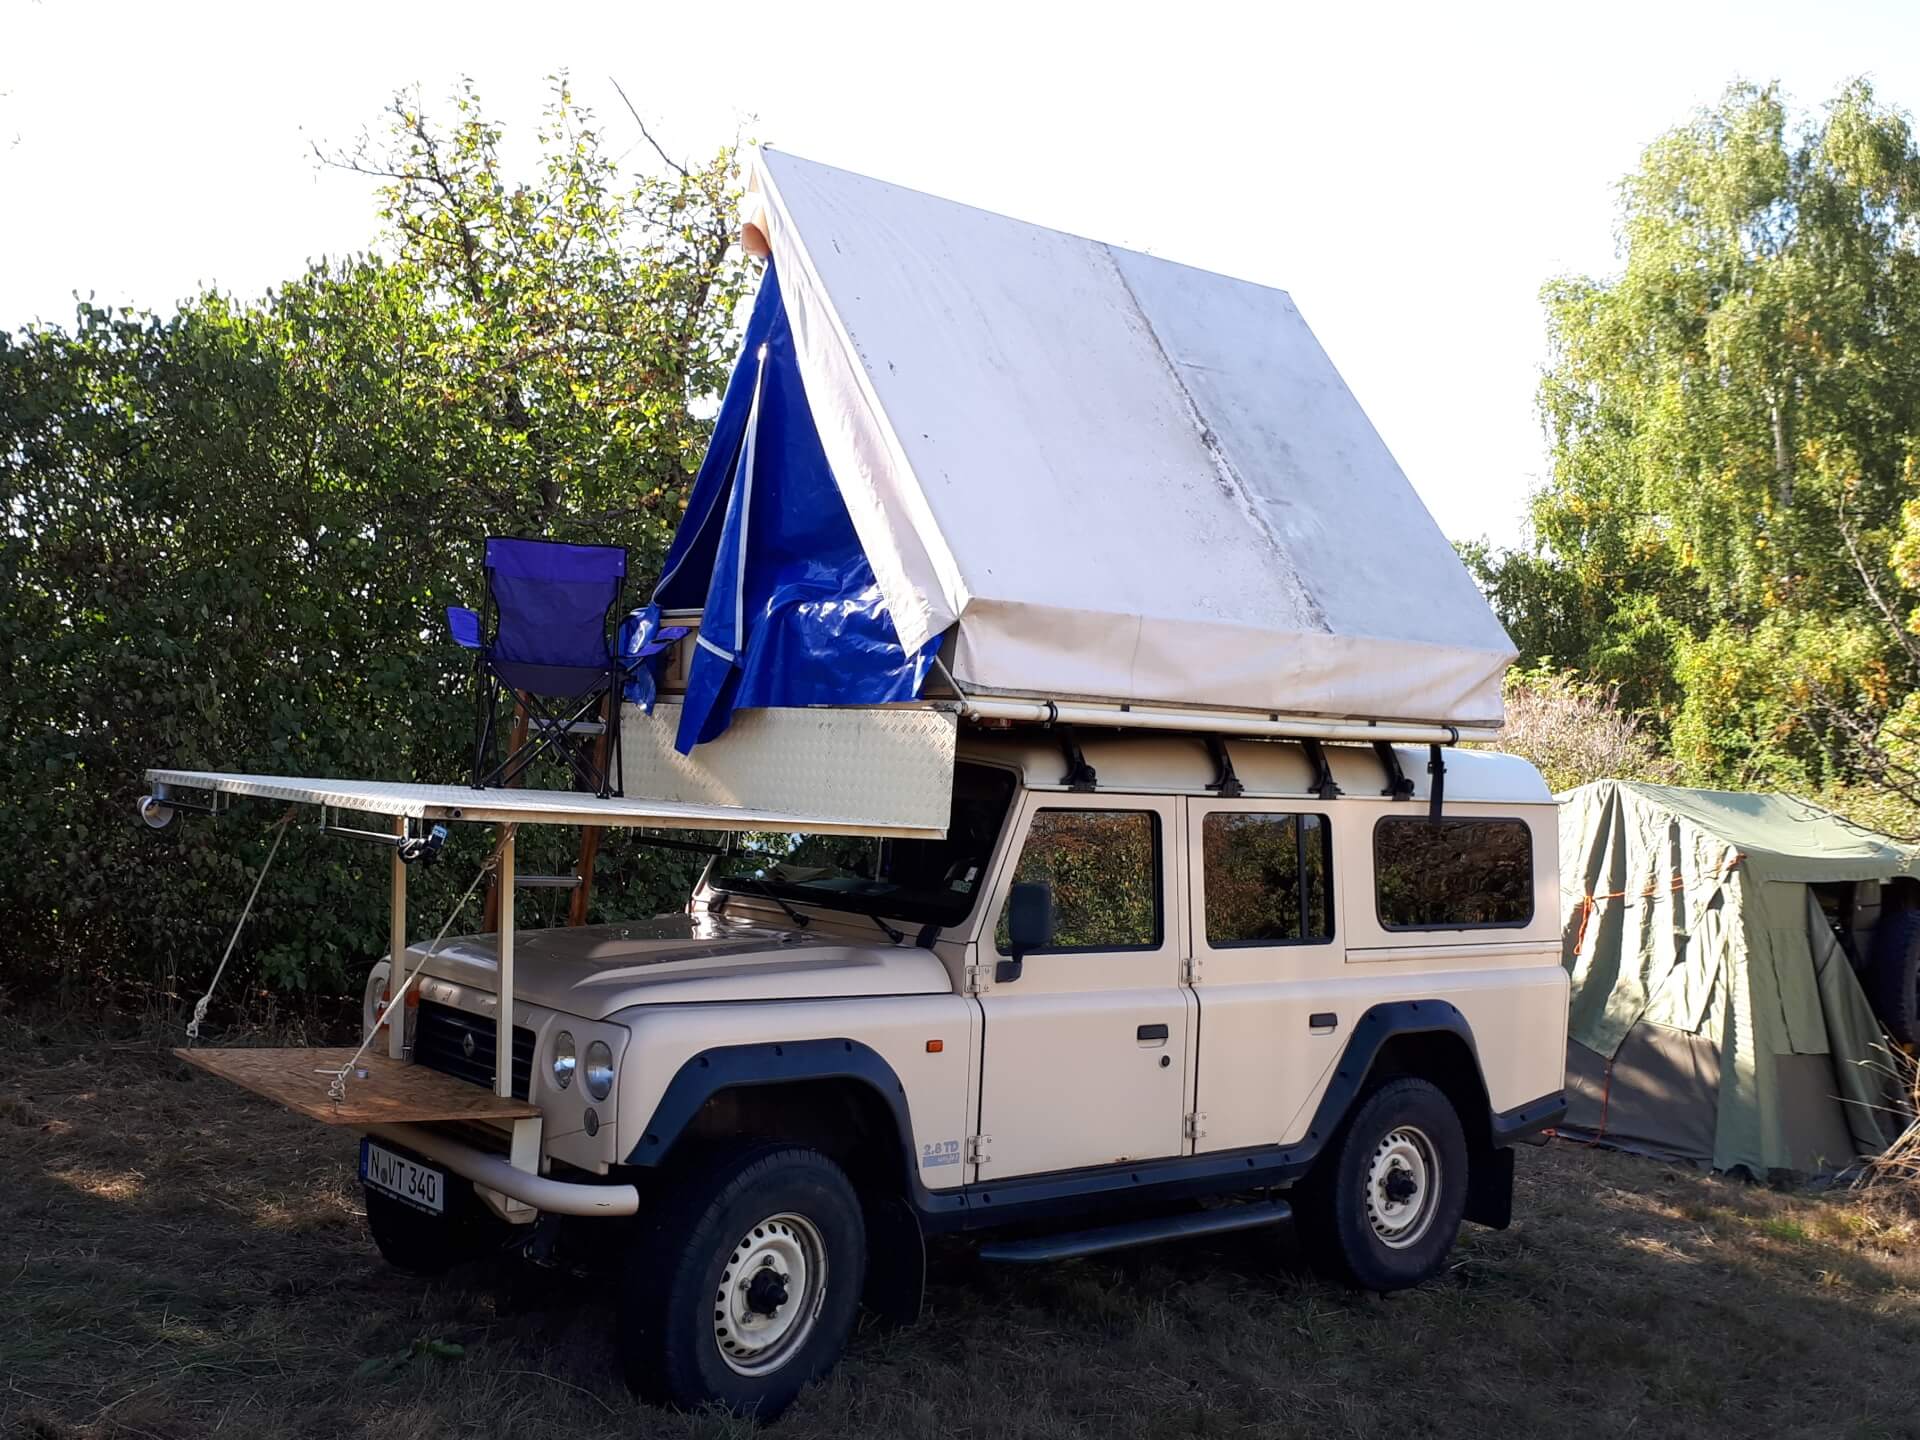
[368,1123,639,1217]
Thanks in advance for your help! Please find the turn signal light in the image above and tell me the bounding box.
[375,984,422,1027]
[925,1039,944,1053]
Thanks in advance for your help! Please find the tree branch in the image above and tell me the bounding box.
[608,76,689,178]
[1836,496,1920,675]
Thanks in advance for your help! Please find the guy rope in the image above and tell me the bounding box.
[184,806,297,1043]
[320,825,518,1103]
[181,807,519,1106]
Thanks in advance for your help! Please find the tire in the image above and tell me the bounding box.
[1292,1076,1470,1292]
[363,1180,498,1277]
[1869,903,1920,1046]
[618,1141,867,1419]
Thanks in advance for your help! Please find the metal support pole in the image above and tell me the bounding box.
[388,815,407,1061]
[496,826,516,1099]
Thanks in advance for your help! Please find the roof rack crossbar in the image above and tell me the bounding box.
[1052,721,1097,792]
[1301,738,1342,802]
[1203,736,1244,798]
[1374,741,1415,801]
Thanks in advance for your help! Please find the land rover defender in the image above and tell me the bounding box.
[352,730,1567,1416]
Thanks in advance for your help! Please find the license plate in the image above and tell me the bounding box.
[360,1139,446,1215]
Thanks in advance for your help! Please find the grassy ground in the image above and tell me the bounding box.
[6,1035,1920,1440]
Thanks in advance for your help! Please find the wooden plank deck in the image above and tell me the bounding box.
[174,1046,539,1126]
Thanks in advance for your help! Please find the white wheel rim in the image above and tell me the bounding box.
[1365,1125,1440,1250]
[713,1212,828,1377]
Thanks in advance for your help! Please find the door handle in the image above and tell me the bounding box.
[1309,1012,1338,1032]
[1136,1023,1169,1043]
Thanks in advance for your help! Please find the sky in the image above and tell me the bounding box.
[4,0,1919,547]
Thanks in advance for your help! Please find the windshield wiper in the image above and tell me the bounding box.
[726,878,810,929]
[868,913,905,945]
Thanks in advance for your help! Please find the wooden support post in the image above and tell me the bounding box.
[388,815,408,1061]
[568,691,613,927]
[482,695,531,933]
[496,826,515,1100]
[568,824,602,927]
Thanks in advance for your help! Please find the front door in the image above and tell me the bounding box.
[973,793,1191,1181]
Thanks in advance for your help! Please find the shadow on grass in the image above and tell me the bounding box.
[5,1042,1919,1440]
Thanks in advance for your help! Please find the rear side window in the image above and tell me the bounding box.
[995,809,1160,952]
[1374,817,1533,930]
[1202,812,1334,945]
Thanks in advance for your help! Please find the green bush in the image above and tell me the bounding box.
[0,81,747,1020]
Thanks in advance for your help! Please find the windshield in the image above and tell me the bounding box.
[711,762,1017,927]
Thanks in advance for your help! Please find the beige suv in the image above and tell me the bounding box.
[357,729,1568,1417]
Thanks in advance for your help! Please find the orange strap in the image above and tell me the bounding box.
[1570,851,1744,960]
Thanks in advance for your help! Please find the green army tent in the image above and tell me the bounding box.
[1559,781,1912,1176]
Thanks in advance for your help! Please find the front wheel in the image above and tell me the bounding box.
[618,1142,867,1419]
[1293,1076,1470,1292]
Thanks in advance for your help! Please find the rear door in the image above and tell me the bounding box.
[973,793,1192,1180]
[1185,797,1346,1151]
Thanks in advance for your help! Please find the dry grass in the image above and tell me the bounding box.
[1856,1048,1920,1199]
[6,1031,1920,1440]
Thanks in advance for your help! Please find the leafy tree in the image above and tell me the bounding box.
[1485,80,1920,811]
[1538,81,1920,618]
[319,78,743,547]
[0,79,745,1017]
[1460,540,1687,713]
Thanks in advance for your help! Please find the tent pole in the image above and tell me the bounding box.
[496,826,515,1099]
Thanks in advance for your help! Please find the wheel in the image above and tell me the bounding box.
[1869,903,1920,1046]
[363,1181,498,1276]
[1292,1076,1469,1292]
[618,1141,867,1419]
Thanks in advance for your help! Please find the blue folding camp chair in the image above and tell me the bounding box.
[446,537,628,798]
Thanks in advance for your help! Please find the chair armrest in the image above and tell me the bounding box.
[445,606,483,649]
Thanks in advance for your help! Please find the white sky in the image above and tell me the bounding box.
[4,0,1916,546]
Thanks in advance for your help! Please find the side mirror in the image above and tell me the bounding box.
[997,882,1054,983]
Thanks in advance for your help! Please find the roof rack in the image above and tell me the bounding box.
[960,696,1473,747]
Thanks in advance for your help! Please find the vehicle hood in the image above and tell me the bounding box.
[408,914,952,1020]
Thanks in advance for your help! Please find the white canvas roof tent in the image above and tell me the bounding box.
[731,147,1516,733]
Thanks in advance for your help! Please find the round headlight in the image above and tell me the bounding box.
[584,1040,614,1101]
[550,1030,577,1090]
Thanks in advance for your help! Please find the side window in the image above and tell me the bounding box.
[1374,817,1533,930]
[995,809,1159,952]
[1202,812,1334,945]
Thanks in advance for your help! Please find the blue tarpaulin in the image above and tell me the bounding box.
[643,266,933,753]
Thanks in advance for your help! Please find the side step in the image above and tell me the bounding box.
[976,1199,1291,1264]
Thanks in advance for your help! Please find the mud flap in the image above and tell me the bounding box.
[1464,1145,1514,1230]
[861,1191,925,1325]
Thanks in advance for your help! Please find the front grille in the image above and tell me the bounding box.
[415,1000,534,1100]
